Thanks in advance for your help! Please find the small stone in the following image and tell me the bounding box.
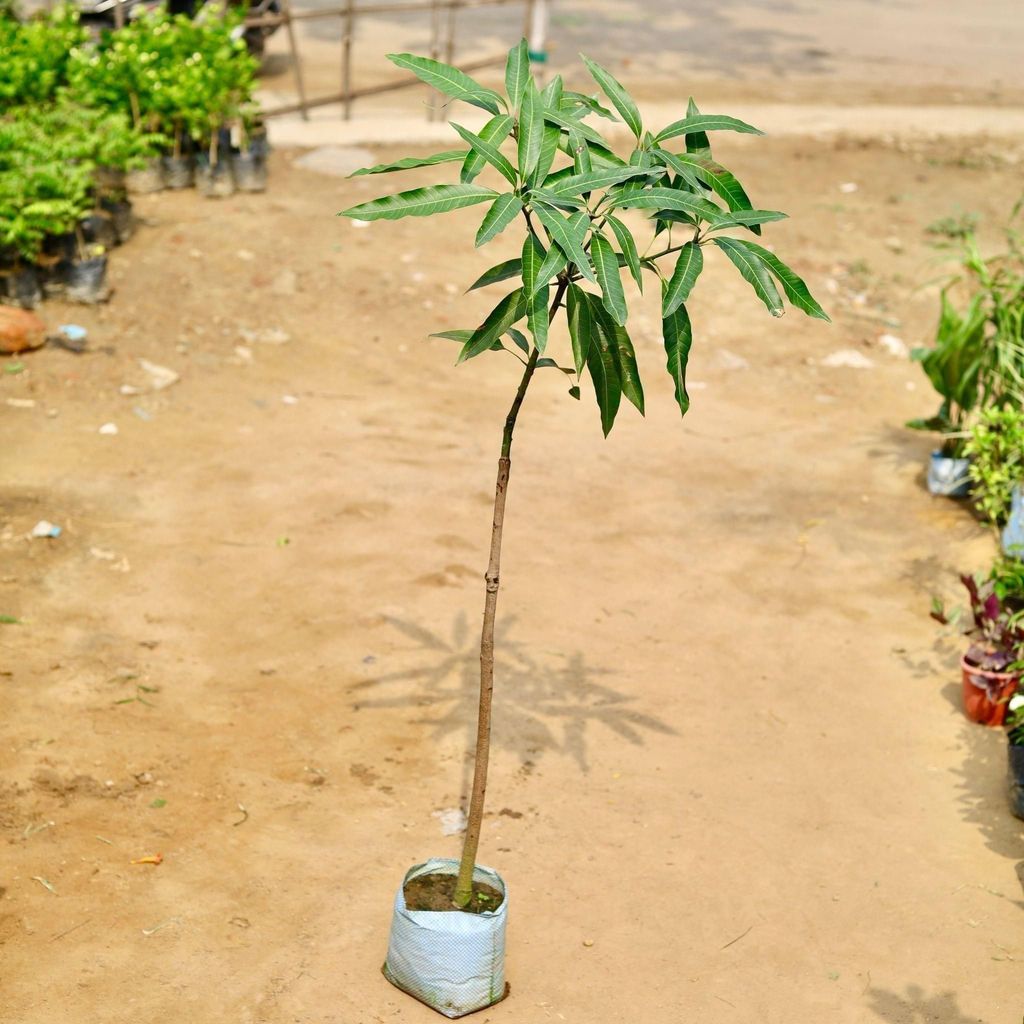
[884,236,904,253]
[98,422,119,435]
[583,939,594,947]
[236,249,255,261]
[838,182,859,193]
[877,333,908,358]
[820,349,874,369]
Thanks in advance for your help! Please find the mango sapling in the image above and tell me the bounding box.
[340,41,828,1016]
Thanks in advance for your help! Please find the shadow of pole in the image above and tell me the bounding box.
[348,614,677,787]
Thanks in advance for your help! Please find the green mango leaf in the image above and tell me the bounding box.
[504,38,530,111]
[663,241,703,317]
[580,54,642,139]
[451,121,517,186]
[585,329,622,436]
[468,258,522,291]
[591,231,627,326]
[387,53,504,114]
[588,294,644,413]
[613,187,724,223]
[568,128,592,173]
[567,282,596,375]
[727,239,830,321]
[518,79,545,179]
[713,236,784,317]
[534,242,568,295]
[655,113,764,144]
[461,114,515,183]
[430,329,474,342]
[683,97,711,156]
[528,282,549,353]
[506,327,530,354]
[561,91,618,121]
[350,150,469,176]
[540,74,564,109]
[458,289,528,362]
[521,232,545,296]
[529,124,562,190]
[532,202,597,283]
[475,193,524,247]
[709,209,788,229]
[662,293,693,418]
[542,166,656,199]
[606,214,643,292]
[542,106,608,146]
[340,184,498,221]
[569,385,582,400]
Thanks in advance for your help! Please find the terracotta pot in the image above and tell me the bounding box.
[961,655,1019,725]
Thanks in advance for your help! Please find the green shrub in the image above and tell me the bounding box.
[965,407,1024,526]
[0,4,85,111]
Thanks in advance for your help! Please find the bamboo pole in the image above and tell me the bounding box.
[341,0,355,120]
[280,0,311,121]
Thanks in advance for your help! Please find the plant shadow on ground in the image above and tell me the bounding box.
[348,613,676,775]
[950,716,1024,907]
[865,983,983,1024]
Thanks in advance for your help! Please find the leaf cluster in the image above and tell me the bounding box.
[908,207,1024,455]
[340,42,828,434]
[0,3,85,111]
[964,407,1024,527]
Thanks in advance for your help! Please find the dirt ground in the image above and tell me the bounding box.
[3,110,1024,1023]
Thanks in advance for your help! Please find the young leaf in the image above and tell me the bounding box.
[504,39,530,111]
[461,115,515,183]
[585,323,622,436]
[727,239,830,321]
[430,329,473,342]
[542,166,655,199]
[529,124,562,190]
[662,294,693,418]
[518,80,545,180]
[388,53,504,114]
[613,187,724,223]
[351,150,468,176]
[528,282,549,353]
[682,97,711,156]
[468,258,522,291]
[458,289,528,362]
[532,203,597,283]
[713,236,784,316]
[506,327,530,354]
[655,113,764,144]
[663,241,703,317]
[656,149,753,213]
[606,215,643,292]
[450,122,517,186]
[589,294,644,413]
[567,282,596,374]
[591,231,627,326]
[340,184,498,221]
[475,193,524,247]
[542,106,608,147]
[580,54,642,139]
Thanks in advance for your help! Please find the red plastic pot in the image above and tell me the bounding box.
[961,655,1019,726]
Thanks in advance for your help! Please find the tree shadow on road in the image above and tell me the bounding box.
[865,983,983,1024]
[348,613,676,775]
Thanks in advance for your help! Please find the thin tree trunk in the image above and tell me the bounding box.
[453,278,568,908]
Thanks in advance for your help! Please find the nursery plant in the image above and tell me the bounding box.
[909,206,1024,459]
[340,42,827,1016]
[964,407,1024,527]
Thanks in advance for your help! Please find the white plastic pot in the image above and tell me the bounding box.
[927,451,971,497]
[383,857,508,1018]
[1002,484,1024,557]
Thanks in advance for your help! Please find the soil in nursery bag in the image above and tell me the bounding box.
[403,872,505,913]
[3,267,42,309]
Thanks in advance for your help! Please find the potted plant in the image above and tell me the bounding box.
[339,42,829,1016]
[934,566,1024,725]
[909,208,1024,496]
[1005,689,1024,819]
[964,407,1024,555]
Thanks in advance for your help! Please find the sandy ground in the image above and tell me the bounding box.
[3,121,1024,1023]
